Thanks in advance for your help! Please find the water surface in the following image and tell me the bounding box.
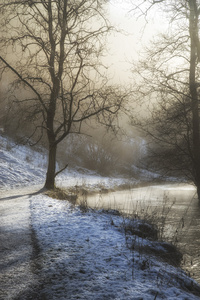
[81,183,200,283]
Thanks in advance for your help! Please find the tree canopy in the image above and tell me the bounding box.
[0,0,128,189]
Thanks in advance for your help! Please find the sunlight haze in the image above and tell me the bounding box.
[106,0,169,83]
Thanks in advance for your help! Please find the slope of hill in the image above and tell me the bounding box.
[0,134,200,299]
[0,135,133,190]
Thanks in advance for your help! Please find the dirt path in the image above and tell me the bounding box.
[0,186,43,299]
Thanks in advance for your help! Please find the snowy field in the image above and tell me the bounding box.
[0,135,200,299]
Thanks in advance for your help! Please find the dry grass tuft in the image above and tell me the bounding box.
[45,187,77,203]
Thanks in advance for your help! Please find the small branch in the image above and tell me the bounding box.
[55,164,68,178]
[0,55,47,113]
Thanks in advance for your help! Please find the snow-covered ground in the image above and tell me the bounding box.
[0,135,135,191]
[0,135,200,299]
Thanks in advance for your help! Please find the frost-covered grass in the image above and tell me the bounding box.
[0,134,200,299]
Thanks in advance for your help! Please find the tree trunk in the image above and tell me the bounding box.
[44,142,57,189]
[196,181,200,205]
[189,0,200,203]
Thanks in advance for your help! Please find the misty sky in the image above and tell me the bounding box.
[106,1,168,84]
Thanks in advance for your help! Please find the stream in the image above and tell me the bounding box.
[79,183,200,283]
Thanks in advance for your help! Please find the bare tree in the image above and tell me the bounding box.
[0,0,128,189]
[131,0,200,201]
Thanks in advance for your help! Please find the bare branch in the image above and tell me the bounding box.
[55,164,68,178]
[0,55,47,113]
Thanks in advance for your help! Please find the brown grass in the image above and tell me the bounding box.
[45,187,77,203]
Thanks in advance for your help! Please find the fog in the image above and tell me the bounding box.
[0,1,170,176]
[105,0,169,84]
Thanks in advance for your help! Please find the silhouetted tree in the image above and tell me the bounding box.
[132,0,200,201]
[0,0,128,189]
